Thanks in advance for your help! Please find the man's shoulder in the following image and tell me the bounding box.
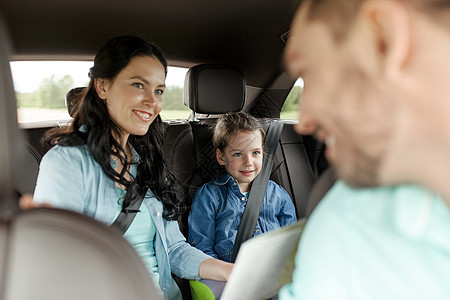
[324,181,433,207]
[309,181,446,235]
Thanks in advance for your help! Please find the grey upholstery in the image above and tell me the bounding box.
[15,127,55,196]
[305,167,336,218]
[3,208,161,300]
[0,12,161,300]
[271,121,315,218]
[14,143,40,195]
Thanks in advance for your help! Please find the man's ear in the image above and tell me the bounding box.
[361,0,412,80]
[216,148,225,166]
[94,78,110,100]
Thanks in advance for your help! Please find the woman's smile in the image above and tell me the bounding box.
[133,109,153,122]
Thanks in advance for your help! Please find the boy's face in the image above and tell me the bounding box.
[216,130,263,193]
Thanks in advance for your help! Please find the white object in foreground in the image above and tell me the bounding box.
[221,220,305,300]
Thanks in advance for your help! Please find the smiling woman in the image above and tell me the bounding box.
[10,61,189,123]
[94,55,165,140]
[31,36,233,299]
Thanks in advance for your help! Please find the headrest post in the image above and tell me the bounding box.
[189,111,198,122]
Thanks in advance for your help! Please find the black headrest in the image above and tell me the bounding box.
[183,64,246,114]
[65,87,86,117]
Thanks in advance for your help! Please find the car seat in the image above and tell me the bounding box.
[180,63,316,219]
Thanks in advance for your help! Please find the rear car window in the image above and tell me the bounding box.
[280,78,303,120]
[10,61,190,123]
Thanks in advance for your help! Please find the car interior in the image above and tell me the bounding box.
[0,0,332,298]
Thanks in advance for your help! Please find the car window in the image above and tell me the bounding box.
[160,66,191,120]
[10,61,190,123]
[280,78,303,120]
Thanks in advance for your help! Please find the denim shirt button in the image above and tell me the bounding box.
[233,182,237,186]
[156,211,162,217]
[241,197,246,201]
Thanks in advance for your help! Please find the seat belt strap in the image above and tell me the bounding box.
[231,120,284,262]
[111,190,147,235]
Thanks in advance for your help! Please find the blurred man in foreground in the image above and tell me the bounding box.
[279,0,450,299]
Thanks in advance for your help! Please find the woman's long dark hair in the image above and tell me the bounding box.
[43,36,186,220]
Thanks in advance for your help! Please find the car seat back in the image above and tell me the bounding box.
[3,208,161,300]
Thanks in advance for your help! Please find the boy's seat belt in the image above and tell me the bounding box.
[231,120,284,263]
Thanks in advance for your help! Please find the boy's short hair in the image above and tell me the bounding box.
[213,112,266,151]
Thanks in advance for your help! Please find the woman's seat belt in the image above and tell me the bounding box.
[112,191,146,234]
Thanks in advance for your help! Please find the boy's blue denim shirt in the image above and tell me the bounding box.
[34,143,210,299]
[188,173,297,262]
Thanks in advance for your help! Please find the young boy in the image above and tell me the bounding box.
[188,112,297,263]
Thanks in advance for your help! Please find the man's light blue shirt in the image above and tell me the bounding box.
[34,144,210,299]
[279,181,450,300]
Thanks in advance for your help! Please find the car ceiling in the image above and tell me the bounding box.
[0,0,298,88]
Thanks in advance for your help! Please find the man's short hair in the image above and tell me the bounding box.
[304,0,450,41]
